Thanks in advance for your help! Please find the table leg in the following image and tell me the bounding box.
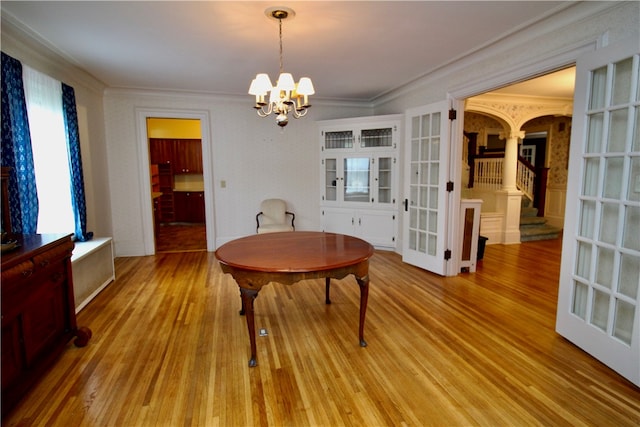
[325,277,331,304]
[239,290,245,315]
[356,274,369,347]
[239,288,259,367]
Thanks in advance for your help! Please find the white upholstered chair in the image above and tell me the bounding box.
[256,199,295,234]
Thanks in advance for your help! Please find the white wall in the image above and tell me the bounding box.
[103,90,372,256]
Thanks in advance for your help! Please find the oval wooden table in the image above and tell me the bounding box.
[215,231,374,367]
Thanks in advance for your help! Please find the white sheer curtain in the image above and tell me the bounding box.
[22,65,74,234]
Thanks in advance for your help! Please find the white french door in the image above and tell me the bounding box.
[402,101,451,275]
[556,37,640,386]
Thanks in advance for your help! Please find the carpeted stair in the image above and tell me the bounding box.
[520,205,561,242]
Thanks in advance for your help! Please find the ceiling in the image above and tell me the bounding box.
[1,1,575,102]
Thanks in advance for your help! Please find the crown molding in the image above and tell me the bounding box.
[372,1,620,107]
[103,86,372,109]
[1,13,106,95]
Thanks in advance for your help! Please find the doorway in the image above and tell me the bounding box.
[463,67,574,236]
[148,118,207,253]
[521,131,547,169]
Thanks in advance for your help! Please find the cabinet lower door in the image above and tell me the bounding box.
[22,279,66,366]
[322,208,357,237]
[358,210,396,248]
[1,321,23,389]
[322,207,397,249]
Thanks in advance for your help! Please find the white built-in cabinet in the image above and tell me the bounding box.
[319,115,402,249]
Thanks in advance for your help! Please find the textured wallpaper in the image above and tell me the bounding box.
[522,116,571,188]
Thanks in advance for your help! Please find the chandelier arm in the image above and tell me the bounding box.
[293,108,309,119]
[256,103,273,117]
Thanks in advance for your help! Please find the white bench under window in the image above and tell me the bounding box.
[71,237,115,313]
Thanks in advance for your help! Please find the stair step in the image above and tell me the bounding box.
[520,216,547,226]
[521,207,538,217]
[520,224,561,242]
[521,197,534,208]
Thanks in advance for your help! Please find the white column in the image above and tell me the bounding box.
[500,130,525,191]
[496,130,524,244]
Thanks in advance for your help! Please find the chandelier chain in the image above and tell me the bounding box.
[278,18,284,74]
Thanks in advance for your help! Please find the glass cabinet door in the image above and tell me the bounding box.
[344,157,370,202]
[324,158,338,202]
[360,127,393,148]
[324,130,354,149]
[376,157,393,204]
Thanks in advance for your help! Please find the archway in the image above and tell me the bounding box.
[462,70,574,245]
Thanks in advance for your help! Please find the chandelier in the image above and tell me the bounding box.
[248,7,314,127]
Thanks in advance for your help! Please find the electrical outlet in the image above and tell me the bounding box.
[259,328,268,337]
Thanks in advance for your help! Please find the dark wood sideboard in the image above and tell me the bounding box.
[1,233,91,417]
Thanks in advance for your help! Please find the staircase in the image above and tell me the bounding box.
[520,201,561,242]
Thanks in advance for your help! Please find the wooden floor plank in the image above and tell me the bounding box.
[3,237,640,426]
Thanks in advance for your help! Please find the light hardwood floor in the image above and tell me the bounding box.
[155,223,206,253]
[4,237,640,426]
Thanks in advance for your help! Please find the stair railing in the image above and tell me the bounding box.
[473,155,537,199]
[469,144,549,219]
[473,157,502,190]
[516,156,535,200]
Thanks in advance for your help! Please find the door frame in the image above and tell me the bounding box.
[135,108,215,254]
[444,37,600,263]
[440,34,640,380]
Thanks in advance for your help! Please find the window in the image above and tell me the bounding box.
[23,66,75,235]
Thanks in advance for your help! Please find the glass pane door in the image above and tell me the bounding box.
[402,100,450,275]
[557,38,639,386]
[408,113,440,256]
[572,56,639,342]
[344,157,370,202]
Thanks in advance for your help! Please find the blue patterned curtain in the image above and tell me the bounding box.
[1,52,38,233]
[61,83,92,241]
